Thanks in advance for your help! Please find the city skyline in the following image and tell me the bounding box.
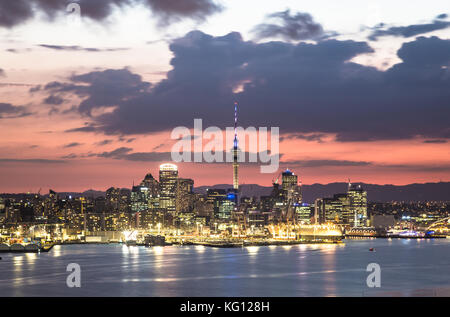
[1,2,450,301]
[1,1,450,192]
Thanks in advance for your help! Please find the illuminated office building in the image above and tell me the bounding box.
[281,168,302,204]
[141,173,159,196]
[314,184,367,226]
[296,203,313,224]
[176,178,194,214]
[206,189,235,220]
[159,163,178,213]
[348,183,368,227]
[131,185,149,213]
[105,187,120,212]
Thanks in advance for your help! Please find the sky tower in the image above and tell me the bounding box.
[232,102,239,191]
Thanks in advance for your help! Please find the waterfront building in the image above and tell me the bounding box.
[314,183,368,227]
[348,183,368,227]
[296,203,313,224]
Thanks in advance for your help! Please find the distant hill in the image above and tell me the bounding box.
[194,182,450,203]
[2,182,449,202]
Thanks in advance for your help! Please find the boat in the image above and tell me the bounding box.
[144,235,166,247]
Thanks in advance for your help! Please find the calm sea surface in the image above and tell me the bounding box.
[1,239,450,297]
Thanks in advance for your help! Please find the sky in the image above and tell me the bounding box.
[0,0,449,193]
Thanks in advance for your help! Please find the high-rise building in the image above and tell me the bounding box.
[118,189,131,213]
[315,194,349,224]
[159,163,178,213]
[106,187,120,212]
[313,183,367,226]
[141,173,159,196]
[296,203,313,224]
[281,168,302,204]
[206,189,235,220]
[176,178,194,213]
[131,185,149,213]
[348,183,368,227]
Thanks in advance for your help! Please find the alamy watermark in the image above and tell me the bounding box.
[170,119,280,173]
[366,263,381,288]
[66,263,81,288]
[66,2,81,25]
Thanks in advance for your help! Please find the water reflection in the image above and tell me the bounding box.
[52,245,62,257]
[194,245,205,254]
[25,253,37,265]
[153,246,164,255]
[1,239,449,297]
[322,245,337,296]
[246,246,260,255]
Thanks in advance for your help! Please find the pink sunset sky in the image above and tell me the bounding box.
[0,0,449,193]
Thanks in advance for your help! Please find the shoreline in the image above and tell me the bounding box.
[1,236,448,253]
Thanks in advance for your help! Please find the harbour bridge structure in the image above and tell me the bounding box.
[427,217,450,233]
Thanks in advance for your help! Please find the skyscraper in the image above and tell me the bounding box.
[159,163,178,213]
[131,185,149,213]
[176,178,194,214]
[105,187,120,212]
[281,168,302,203]
[348,183,368,227]
[313,183,368,226]
[141,173,159,196]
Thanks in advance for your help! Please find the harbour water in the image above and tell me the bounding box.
[1,239,449,297]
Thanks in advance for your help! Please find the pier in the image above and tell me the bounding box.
[0,243,55,253]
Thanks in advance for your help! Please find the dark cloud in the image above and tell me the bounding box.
[252,10,324,41]
[282,159,372,168]
[61,153,77,159]
[43,95,64,105]
[95,147,171,162]
[0,0,221,28]
[44,32,450,142]
[65,125,98,133]
[95,139,114,146]
[279,133,326,143]
[91,147,277,164]
[368,17,450,41]
[29,85,41,93]
[0,158,66,164]
[0,83,34,88]
[283,160,450,173]
[0,68,4,77]
[63,142,83,148]
[97,147,133,158]
[145,0,222,25]
[0,103,31,119]
[46,68,151,116]
[5,48,32,53]
[38,44,129,52]
[378,163,450,173]
[436,13,448,20]
[423,139,447,144]
[0,0,33,28]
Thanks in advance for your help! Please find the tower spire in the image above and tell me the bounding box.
[233,101,239,191]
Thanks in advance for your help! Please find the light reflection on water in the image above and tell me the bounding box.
[0,239,449,297]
